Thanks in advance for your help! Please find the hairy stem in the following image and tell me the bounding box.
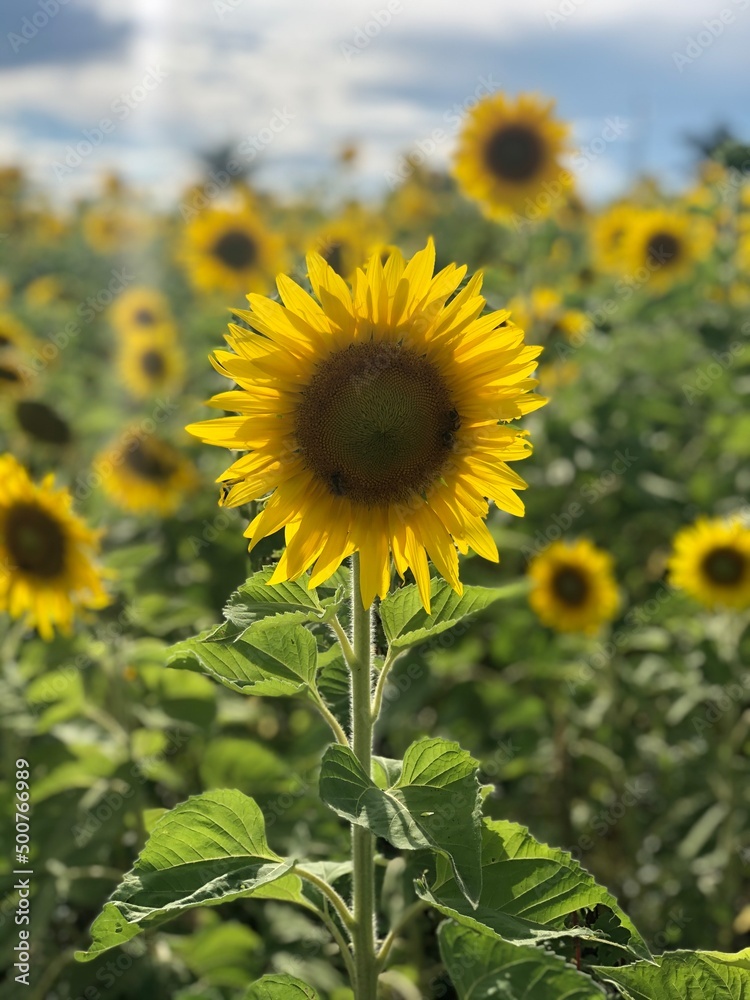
[350,553,378,1000]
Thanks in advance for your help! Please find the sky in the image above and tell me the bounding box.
[1,0,749,206]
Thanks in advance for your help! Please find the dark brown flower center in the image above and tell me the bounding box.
[15,401,71,445]
[322,241,346,277]
[5,502,66,577]
[213,229,257,270]
[140,349,166,379]
[124,439,176,481]
[0,365,21,383]
[295,342,459,505]
[646,231,681,268]
[701,546,745,586]
[134,308,156,325]
[484,124,545,183]
[551,565,589,606]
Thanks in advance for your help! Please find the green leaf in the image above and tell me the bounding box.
[75,789,293,961]
[246,974,320,1000]
[439,922,607,999]
[379,579,527,651]
[320,737,482,904]
[595,949,750,999]
[223,568,342,632]
[166,618,317,698]
[416,818,650,960]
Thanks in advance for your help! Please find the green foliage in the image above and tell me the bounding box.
[439,922,607,999]
[76,790,293,961]
[416,818,650,959]
[320,737,482,903]
[246,975,320,1000]
[595,949,750,999]
[379,579,528,650]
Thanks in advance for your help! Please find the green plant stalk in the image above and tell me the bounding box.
[350,552,378,1000]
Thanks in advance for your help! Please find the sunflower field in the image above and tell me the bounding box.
[1,79,750,1000]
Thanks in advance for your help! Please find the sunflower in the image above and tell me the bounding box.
[528,539,619,634]
[181,207,285,297]
[24,274,65,309]
[308,207,386,281]
[590,204,633,274]
[668,517,750,610]
[0,313,35,354]
[188,239,545,610]
[0,454,108,640]
[110,287,174,338]
[618,208,713,291]
[0,357,32,397]
[118,334,185,400]
[96,431,198,515]
[453,92,571,221]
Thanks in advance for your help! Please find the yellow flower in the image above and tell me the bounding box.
[188,239,545,610]
[618,208,713,292]
[528,539,619,634]
[0,356,32,397]
[551,308,592,344]
[668,517,750,610]
[110,287,174,338]
[96,431,198,515]
[453,92,571,222]
[118,333,185,400]
[24,275,65,308]
[181,207,285,297]
[308,207,387,281]
[590,204,633,274]
[0,313,35,354]
[0,454,109,640]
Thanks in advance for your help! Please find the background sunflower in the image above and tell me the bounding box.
[528,538,619,633]
[453,92,571,221]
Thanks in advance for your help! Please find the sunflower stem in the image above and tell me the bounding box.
[349,552,378,1000]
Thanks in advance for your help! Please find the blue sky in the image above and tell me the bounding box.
[1,0,749,205]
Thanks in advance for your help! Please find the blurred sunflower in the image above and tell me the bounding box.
[96,432,198,515]
[550,308,592,344]
[0,313,35,354]
[668,517,750,610]
[0,454,108,640]
[181,207,284,296]
[0,356,32,397]
[309,207,386,280]
[188,239,545,610]
[591,204,633,273]
[528,538,619,634]
[118,334,185,400]
[453,92,571,221]
[83,205,153,255]
[24,274,66,309]
[619,208,713,291]
[110,286,174,338]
